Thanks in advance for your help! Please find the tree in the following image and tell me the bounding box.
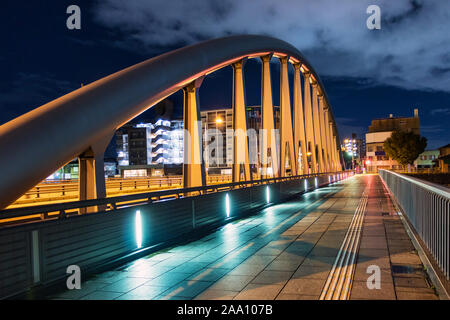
[384,130,427,169]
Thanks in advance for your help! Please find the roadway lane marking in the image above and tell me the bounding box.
[319,187,368,300]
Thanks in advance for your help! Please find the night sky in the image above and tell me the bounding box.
[2,0,450,158]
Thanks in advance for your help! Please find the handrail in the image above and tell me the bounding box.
[381,170,450,199]
[0,171,349,223]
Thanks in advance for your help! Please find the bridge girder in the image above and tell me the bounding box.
[0,35,343,209]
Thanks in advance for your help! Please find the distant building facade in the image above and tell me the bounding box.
[436,144,450,173]
[342,133,365,170]
[116,119,183,177]
[365,109,420,173]
[414,150,439,169]
[200,106,280,175]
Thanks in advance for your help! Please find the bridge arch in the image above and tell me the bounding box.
[0,35,343,209]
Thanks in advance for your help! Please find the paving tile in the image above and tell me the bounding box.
[208,275,255,291]
[349,280,396,300]
[353,266,392,283]
[395,291,438,300]
[234,283,284,300]
[393,276,430,288]
[292,265,331,280]
[145,272,193,287]
[101,277,149,293]
[194,289,239,300]
[170,262,207,274]
[187,268,230,282]
[390,252,422,266]
[80,290,124,300]
[209,258,247,270]
[251,270,293,285]
[50,280,104,300]
[265,258,304,272]
[275,293,318,300]
[91,271,129,284]
[160,280,213,299]
[281,278,326,296]
[120,285,170,299]
[126,265,174,279]
[243,255,277,266]
[301,257,335,268]
[228,263,266,276]
[360,236,388,249]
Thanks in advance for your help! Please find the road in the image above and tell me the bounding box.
[32,174,439,300]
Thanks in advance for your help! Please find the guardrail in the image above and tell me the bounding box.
[379,170,450,280]
[17,175,232,201]
[1,171,351,226]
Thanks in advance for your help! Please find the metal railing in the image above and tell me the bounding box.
[0,171,352,226]
[17,175,233,202]
[379,170,450,280]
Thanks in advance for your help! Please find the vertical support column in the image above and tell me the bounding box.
[279,56,296,177]
[293,63,308,175]
[331,126,340,172]
[260,54,278,178]
[78,150,106,201]
[322,100,332,172]
[78,132,112,213]
[328,122,336,172]
[232,60,250,183]
[302,70,317,174]
[318,92,329,172]
[183,78,206,189]
[311,82,324,173]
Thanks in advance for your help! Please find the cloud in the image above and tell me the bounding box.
[421,124,444,133]
[334,117,367,139]
[0,73,75,124]
[92,0,450,93]
[430,108,450,116]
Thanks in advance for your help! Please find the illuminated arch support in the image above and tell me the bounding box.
[302,70,317,174]
[312,83,325,173]
[292,63,308,175]
[331,126,340,172]
[279,56,296,177]
[183,79,206,189]
[0,35,343,209]
[260,54,279,178]
[232,60,250,182]
[321,98,332,172]
[318,93,329,172]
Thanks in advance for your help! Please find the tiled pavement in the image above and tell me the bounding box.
[42,175,439,300]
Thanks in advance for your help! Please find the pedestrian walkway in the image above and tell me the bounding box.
[39,175,439,300]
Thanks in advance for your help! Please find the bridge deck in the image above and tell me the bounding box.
[32,175,438,300]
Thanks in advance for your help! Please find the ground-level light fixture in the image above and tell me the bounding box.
[135,210,143,249]
[225,193,230,217]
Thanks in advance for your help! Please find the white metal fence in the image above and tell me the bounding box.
[379,169,450,280]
